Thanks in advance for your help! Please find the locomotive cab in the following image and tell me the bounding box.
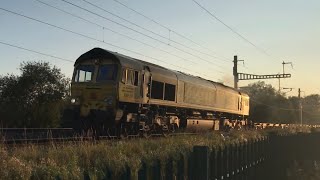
[72,60,118,111]
[69,56,121,132]
[65,48,152,135]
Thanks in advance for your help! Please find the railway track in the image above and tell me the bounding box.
[0,128,200,145]
[1,123,318,145]
[0,128,75,144]
[1,137,90,145]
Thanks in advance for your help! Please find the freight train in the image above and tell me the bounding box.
[64,48,249,136]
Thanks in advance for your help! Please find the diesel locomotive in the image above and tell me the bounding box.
[65,48,249,136]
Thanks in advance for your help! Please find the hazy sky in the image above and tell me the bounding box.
[1,0,319,96]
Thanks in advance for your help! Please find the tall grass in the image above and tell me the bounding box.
[0,129,274,179]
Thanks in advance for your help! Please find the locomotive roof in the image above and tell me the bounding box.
[76,48,167,70]
[76,48,249,96]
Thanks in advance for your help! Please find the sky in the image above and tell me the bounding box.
[0,0,319,97]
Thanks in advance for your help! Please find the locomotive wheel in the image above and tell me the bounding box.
[162,124,171,137]
[86,127,98,139]
[119,124,128,139]
[141,125,152,138]
[119,132,128,139]
[162,129,170,137]
[106,128,112,137]
[170,123,178,133]
[106,127,118,138]
[142,131,152,138]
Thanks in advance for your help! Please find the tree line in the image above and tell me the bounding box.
[244,81,320,124]
[0,61,319,127]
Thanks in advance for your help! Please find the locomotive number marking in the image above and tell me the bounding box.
[121,86,135,98]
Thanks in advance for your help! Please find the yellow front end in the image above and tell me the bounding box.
[71,83,117,117]
[69,60,120,129]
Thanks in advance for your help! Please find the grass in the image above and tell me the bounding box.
[0,129,265,180]
[287,160,320,180]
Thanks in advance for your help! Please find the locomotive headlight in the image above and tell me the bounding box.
[104,96,113,105]
[71,97,80,104]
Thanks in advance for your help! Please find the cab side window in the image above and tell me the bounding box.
[122,68,139,86]
[121,69,127,83]
[128,70,135,85]
[134,71,139,86]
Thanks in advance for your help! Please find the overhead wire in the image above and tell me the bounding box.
[34,0,231,79]
[0,7,219,80]
[190,0,288,88]
[0,40,228,85]
[191,0,281,63]
[0,40,73,63]
[81,0,229,63]
[35,0,197,65]
[58,0,229,72]
[110,0,230,62]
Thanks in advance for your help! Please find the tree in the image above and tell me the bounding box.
[244,81,320,124]
[302,94,320,124]
[0,61,69,128]
[244,81,297,123]
[287,96,300,123]
[0,75,25,127]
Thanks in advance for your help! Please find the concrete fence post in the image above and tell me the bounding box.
[176,154,185,180]
[138,162,147,180]
[192,146,209,180]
